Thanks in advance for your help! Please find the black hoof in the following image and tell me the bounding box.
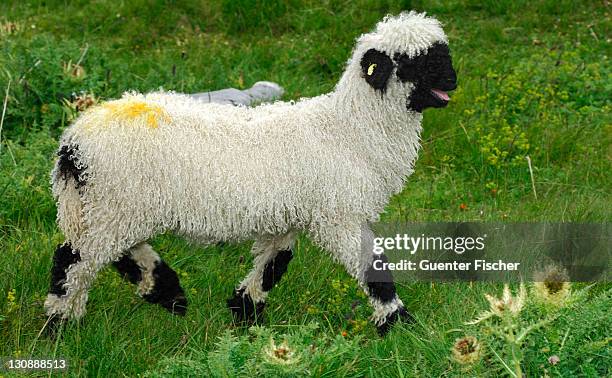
[149,293,188,316]
[143,261,188,316]
[227,288,265,324]
[376,306,415,336]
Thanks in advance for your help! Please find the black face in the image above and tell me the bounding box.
[360,42,457,112]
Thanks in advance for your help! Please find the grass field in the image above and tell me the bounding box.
[0,0,610,376]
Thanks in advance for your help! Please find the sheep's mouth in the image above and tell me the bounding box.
[428,80,457,107]
[407,83,456,112]
[430,88,451,104]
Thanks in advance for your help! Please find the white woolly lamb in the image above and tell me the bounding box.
[45,11,457,335]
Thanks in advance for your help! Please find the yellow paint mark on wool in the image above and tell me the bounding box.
[102,99,171,128]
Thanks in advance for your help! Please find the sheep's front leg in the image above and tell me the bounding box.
[227,232,297,323]
[310,224,414,336]
[113,243,187,315]
[364,253,415,335]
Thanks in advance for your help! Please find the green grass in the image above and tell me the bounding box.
[0,0,610,376]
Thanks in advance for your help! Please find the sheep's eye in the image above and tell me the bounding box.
[361,49,393,92]
[395,54,418,84]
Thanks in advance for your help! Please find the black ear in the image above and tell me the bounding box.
[360,49,394,92]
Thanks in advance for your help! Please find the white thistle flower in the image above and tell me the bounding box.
[451,336,482,365]
[263,338,299,365]
[533,265,571,306]
[466,283,526,324]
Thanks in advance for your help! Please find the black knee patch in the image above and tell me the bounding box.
[143,261,187,316]
[49,243,81,296]
[262,249,293,291]
[377,306,414,336]
[113,255,142,284]
[365,254,396,303]
[227,288,265,324]
[57,144,87,188]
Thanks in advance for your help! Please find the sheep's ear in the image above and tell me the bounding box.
[360,49,393,92]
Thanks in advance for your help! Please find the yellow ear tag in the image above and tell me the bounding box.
[367,63,377,76]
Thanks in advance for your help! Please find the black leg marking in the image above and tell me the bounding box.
[262,249,293,291]
[227,248,293,324]
[49,244,81,296]
[113,255,142,284]
[365,254,397,303]
[143,261,187,316]
[57,144,87,188]
[227,288,265,324]
[377,306,415,336]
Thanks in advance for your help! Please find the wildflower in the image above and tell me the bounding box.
[485,181,498,195]
[350,318,368,333]
[533,266,571,306]
[7,289,16,303]
[6,289,17,312]
[73,92,97,111]
[459,203,468,211]
[451,336,482,365]
[63,61,86,79]
[264,339,299,365]
[0,21,21,35]
[548,355,560,365]
[467,283,526,324]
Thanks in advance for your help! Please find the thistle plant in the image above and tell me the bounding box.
[147,323,362,377]
[60,91,98,122]
[451,336,482,365]
[532,266,571,308]
[467,283,526,325]
[461,277,575,378]
[263,338,300,366]
[465,284,531,377]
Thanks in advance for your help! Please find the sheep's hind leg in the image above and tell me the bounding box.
[44,244,106,324]
[113,243,187,315]
[310,224,414,336]
[44,243,82,322]
[227,232,297,324]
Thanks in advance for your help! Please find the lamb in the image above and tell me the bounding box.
[45,11,457,336]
